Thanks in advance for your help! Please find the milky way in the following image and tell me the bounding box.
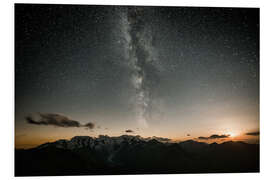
[119,7,160,128]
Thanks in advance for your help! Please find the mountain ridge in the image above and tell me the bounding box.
[17,135,258,151]
[15,135,259,176]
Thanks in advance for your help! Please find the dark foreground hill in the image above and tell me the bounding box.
[15,135,259,176]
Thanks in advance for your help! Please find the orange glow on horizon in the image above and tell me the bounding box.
[15,128,259,149]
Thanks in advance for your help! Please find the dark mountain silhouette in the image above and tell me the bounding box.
[15,135,259,176]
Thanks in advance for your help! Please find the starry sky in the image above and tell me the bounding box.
[15,4,259,148]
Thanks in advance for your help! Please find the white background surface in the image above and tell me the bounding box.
[0,0,269,179]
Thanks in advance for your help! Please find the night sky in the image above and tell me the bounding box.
[15,4,259,148]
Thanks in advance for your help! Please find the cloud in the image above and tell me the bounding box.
[209,134,229,139]
[198,134,230,140]
[198,136,208,140]
[125,129,134,133]
[26,113,80,127]
[25,113,95,129]
[25,115,45,125]
[84,122,95,129]
[246,131,259,136]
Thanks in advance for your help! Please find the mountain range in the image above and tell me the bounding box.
[15,135,259,176]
